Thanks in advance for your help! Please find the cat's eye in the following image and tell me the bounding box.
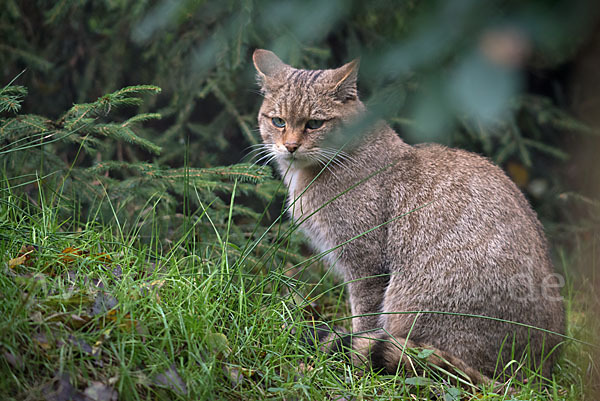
[306,119,324,130]
[271,117,286,128]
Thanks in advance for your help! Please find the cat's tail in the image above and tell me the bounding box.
[310,327,501,390]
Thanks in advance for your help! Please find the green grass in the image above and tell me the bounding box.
[0,171,596,401]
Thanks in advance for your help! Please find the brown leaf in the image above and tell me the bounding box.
[9,254,28,268]
[8,245,36,268]
[69,313,92,330]
[103,309,139,332]
[59,247,112,267]
[60,247,88,264]
[94,253,112,264]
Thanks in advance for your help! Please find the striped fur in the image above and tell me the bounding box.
[252,49,565,389]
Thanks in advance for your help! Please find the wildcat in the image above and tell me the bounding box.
[252,49,564,385]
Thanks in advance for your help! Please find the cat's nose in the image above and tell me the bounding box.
[284,142,299,153]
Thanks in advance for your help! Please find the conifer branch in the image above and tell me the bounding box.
[0,83,27,114]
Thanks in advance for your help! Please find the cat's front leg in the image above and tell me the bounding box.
[346,276,388,335]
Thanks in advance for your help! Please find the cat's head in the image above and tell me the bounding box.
[253,49,362,169]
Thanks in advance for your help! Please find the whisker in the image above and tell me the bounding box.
[261,154,279,166]
[243,150,272,164]
[246,143,269,149]
[243,143,273,156]
[252,152,277,167]
[317,149,346,161]
[319,147,356,164]
[248,155,272,167]
[306,149,354,176]
[312,154,340,181]
[245,148,272,159]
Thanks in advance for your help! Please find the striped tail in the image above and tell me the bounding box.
[308,327,503,391]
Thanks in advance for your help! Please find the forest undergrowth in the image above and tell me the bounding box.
[0,81,598,400]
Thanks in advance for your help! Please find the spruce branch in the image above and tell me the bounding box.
[95,123,162,154]
[88,162,272,185]
[0,84,27,114]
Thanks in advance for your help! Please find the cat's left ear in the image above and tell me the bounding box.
[253,49,287,91]
[331,59,359,102]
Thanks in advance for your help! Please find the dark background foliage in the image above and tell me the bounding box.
[2,0,600,266]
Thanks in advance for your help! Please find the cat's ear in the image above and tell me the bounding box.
[331,59,359,102]
[253,49,286,91]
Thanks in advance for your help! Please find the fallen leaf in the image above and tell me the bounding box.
[34,332,52,351]
[59,246,89,264]
[205,332,231,360]
[8,245,37,268]
[9,254,28,268]
[223,365,244,388]
[92,292,118,316]
[68,313,92,330]
[42,372,86,401]
[106,310,139,331]
[47,313,92,330]
[94,253,112,264]
[83,381,118,401]
[153,363,188,396]
[44,291,95,308]
[2,349,24,370]
[92,328,112,356]
[66,334,94,355]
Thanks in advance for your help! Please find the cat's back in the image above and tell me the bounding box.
[395,142,539,227]
[388,142,552,276]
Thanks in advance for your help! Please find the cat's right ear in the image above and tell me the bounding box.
[253,49,286,91]
[331,59,359,102]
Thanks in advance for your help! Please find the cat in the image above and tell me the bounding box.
[252,48,565,386]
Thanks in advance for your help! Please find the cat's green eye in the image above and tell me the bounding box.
[271,117,286,128]
[306,119,324,130]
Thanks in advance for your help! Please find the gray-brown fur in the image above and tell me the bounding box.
[252,49,565,384]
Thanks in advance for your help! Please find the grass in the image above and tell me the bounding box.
[0,168,596,401]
